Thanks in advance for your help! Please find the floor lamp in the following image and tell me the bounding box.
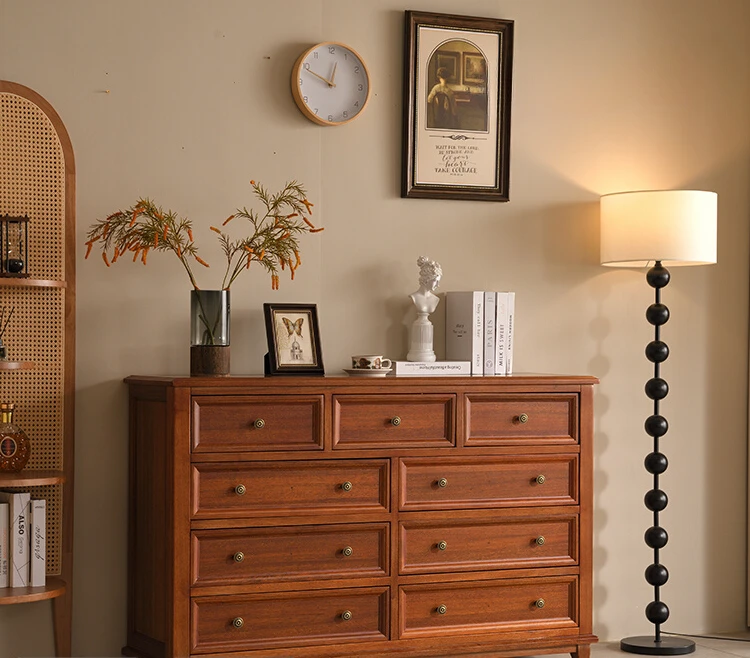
[600,189,717,656]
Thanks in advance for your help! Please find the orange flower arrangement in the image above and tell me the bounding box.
[84,180,322,290]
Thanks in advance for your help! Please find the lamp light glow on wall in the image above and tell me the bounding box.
[600,189,717,656]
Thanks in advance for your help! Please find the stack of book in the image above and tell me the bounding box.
[0,491,45,588]
[445,290,515,376]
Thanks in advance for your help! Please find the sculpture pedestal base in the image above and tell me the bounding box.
[407,313,436,363]
[621,636,695,655]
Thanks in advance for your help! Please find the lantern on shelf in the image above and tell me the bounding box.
[0,215,29,277]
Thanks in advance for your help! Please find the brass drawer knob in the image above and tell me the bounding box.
[233,551,245,562]
[342,546,353,557]
[341,481,353,492]
[390,416,401,426]
[254,418,265,429]
[437,540,447,551]
[341,610,353,621]
[232,616,244,628]
[518,413,529,423]
[534,599,545,609]
[437,478,448,488]
[437,604,447,615]
[535,536,545,546]
[234,484,247,496]
[535,475,546,485]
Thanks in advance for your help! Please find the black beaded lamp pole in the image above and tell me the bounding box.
[599,189,718,657]
[619,262,694,655]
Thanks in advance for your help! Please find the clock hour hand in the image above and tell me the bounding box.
[330,62,338,85]
[306,68,336,88]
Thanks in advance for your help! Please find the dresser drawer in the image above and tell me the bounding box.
[400,455,578,511]
[191,587,389,653]
[399,511,577,575]
[465,394,578,446]
[192,523,389,586]
[399,576,578,638]
[333,394,455,449]
[192,460,389,519]
[192,395,324,453]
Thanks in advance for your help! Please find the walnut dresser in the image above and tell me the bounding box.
[122,374,598,658]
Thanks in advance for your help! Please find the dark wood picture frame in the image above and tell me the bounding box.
[263,303,324,376]
[401,10,514,202]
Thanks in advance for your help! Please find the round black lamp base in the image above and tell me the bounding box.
[621,636,695,655]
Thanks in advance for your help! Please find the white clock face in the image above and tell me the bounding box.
[292,42,370,126]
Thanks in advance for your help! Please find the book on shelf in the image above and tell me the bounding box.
[494,292,509,375]
[393,361,471,376]
[483,291,496,376]
[444,291,484,375]
[30,498,45,587]
[0,501,8,588]
[506,291,515,375]
[0,491,30,587]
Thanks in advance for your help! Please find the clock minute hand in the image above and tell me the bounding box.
[330,62,338,85]
[306,68,336,88]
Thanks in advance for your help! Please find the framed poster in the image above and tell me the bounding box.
[263,303,325,376]
[401,11,514,202]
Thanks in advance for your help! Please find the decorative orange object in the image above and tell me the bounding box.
[0,402,30,472]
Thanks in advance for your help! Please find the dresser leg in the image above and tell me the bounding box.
[572,646,591,658]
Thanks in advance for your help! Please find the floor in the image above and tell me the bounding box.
[551,634,750,658]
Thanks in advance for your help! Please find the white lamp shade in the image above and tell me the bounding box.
[600,190,717,267]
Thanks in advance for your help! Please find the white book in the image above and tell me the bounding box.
[0,491,30,587]
[483,291,496,376]
[506,292,516,375]
[394,361,471,376]
[494,292,509,375]
[0,502,8,588]
[445,291,484,375]
[30,499,45,587]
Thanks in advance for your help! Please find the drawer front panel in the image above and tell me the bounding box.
[400,456,578,511]
[191,587,389,653]
[192,395,324,453]
[465,394,578,446]
[333,394,455,449]
[399,512,578,574]
[192,460,389,519]
[399,576,578,638]
[192,523,389,586]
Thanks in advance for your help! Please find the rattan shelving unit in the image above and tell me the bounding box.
[0,81,76,657]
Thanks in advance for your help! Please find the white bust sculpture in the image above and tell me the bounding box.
[407,256,442,362]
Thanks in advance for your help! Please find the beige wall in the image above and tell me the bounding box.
[1,0,749,654]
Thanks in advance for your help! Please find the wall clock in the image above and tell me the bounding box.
[291,42,370,126]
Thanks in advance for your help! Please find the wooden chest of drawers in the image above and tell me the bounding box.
[122,374,597,658]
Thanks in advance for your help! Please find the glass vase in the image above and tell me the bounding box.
[0,402,30,472]
[190,290,230,376]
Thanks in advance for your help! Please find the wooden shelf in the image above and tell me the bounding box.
[0,360,35,370]
[0,469,65,486]
[0,278,66,288]
[0,577,66,605]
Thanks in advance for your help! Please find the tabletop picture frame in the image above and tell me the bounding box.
[263,303,325,376]
[401,10,514,202]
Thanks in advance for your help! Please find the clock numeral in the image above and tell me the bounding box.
[358,84,364,91]
[313,52,319,59]
[299,77,303,85]
[354,101,359,107]
[304,63,310,70]
[354,65,360,73]
[344,52,348,60]
[303,96,308,103]
[328,46,336,54]
[343,111,348,118]
[328,114,334,122]
[314,108,319,115]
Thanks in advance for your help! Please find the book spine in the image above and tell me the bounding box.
[7,492,30,587]
[506,292,515,375]
[394,361,471,375]
[483,292,496,375]
[495,292,509,375]
[471,292,484,375]
[30,499,45,587]
[0,502,8,588]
